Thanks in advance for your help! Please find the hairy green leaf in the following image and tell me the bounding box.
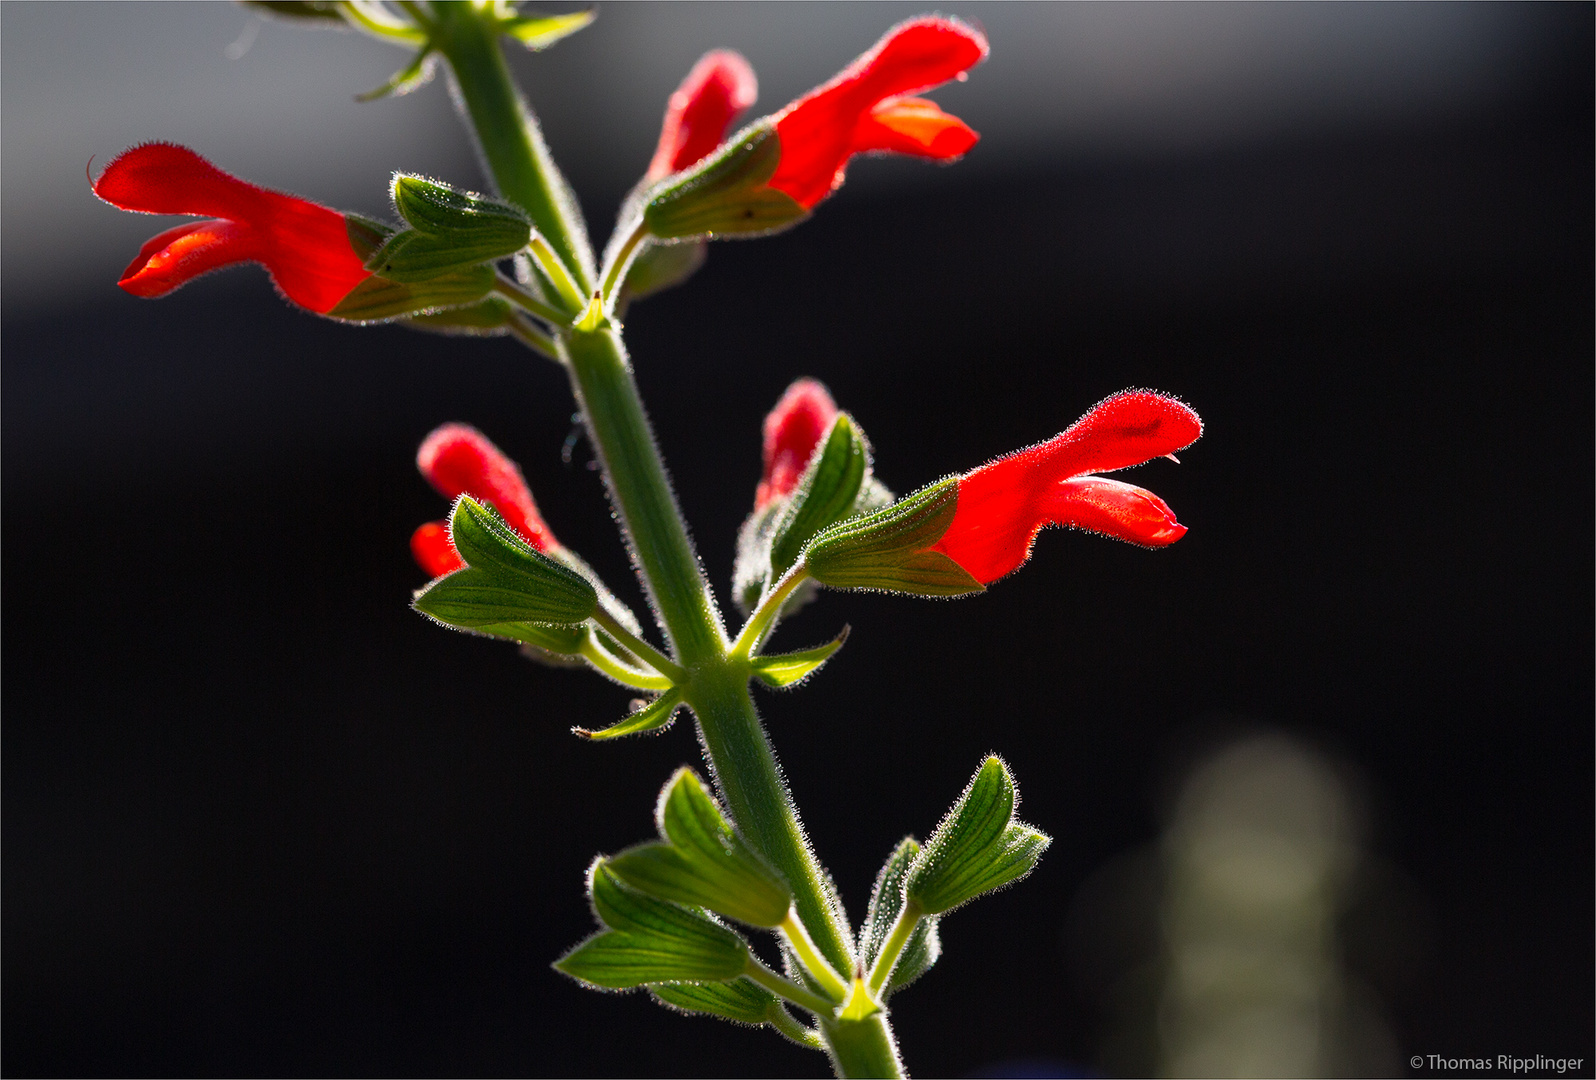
[500,9,594,50]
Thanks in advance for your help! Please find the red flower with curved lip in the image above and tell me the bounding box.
[932,391,1203,583]
[93,143,370,314]
[411,424,559,578]
[768,16,987,209]
[755,379,839,511]
[646,50,759,183]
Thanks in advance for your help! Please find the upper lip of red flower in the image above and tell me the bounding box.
[92,142,369,314]
[765,16,988,209]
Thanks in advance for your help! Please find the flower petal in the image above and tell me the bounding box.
[756,379,838,510]
[647,50,758,182]
[769,16,987,207]
[1041,477,1186,548]
[417,424,557,553]
[411,520,464,578]
[1027,390,1203,480]
[850,96,979,159]
[116,220,261,299]
[95,143,368,313]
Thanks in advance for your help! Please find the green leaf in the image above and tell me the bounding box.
[751,626,849,688]
[356,48,436,102]
[575,689,683,741]
[769,414,871,582]
[643,123,809,240]
[607,769,792,928]
[412,497,597,628]
[499,9,594,50]
[860,838,941,996]
[650,978,778,1024]
[803,478,984,597]
[905,757,1052,916]
[555,862,750,989]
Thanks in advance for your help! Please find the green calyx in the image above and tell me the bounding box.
[861,838,941,997]
[330,214,495,321]
[905,756,1051,916]
[606,769,794,929]
[555,860,751,989]
[364,175,534,282]
[412,496,598,630]
[643,123,809,241]
[803,478,984,597]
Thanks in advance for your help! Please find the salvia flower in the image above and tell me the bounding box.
[767,15,987,209]
[645,50,759,183]
[933,391,1203,583]
[756,378,840,511]
[411,423,559,578]
[93,143,370,314]
[641,16,986,239]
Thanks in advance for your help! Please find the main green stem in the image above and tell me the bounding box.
[435,12,902,1075]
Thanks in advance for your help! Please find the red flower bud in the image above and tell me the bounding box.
[756,379,839,511]
[932,391,1203,583]
[768,16,987,209]
[412,424,558,578]
[646,50,759,183]
[93,143,370,314]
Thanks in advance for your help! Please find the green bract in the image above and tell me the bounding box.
[643,124,808,240]
[412,497,598,629]
[575,689,683,741]
[803,479,984,597]
[555,861,751,989]
[607,769,793,928]
[751,628,850,689]
[905,757,1051,916]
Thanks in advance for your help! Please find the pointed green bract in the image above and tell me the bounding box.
[803,478,984,596]
[650,978,778,1024]
[906,757,1051,916]
[607,769,793,928]
[357,49,436,102]
[576,689,683,740]
[751,627,850,689]
[499,9,594,50]
[769,415,871,582]
[643,123,809,240]
[412,497,597,629]
[861,838,942,996]
[555,862,750,989]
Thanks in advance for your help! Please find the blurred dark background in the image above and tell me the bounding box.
[4,3,1591,1076]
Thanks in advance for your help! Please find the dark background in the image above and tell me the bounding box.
[4,3,1591,1076]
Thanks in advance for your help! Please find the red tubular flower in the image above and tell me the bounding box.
[93,143,370,314]
[411,424,559,578]
[932,391,1203,583]
[755,379,839,510]
[768,16,987,209]
[645,50,759,183]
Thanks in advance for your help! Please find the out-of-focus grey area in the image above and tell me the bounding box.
[0,1,1566,312]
